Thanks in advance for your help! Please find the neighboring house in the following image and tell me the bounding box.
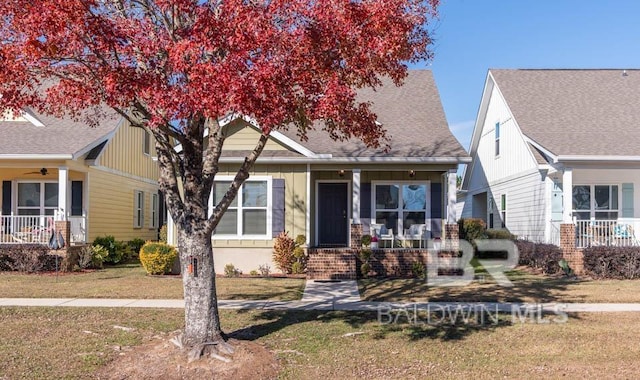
[167,70,470,273]
[460,69,640,247]
[0,108,161,245]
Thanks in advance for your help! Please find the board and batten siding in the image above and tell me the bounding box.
[468,85,539,192]
[211,163,308,248]
[98,121,159,180]
[223,121,291,151]
[87,168,158,242]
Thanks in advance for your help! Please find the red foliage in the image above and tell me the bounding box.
[0,0,438,145]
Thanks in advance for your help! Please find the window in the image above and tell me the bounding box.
[572,185,619,220]
[373,182,429,235]
[143,129,151,155]
[150,193,159,229]
[134,191,144,228]
[212,177,271,238]
[17,182,58,216]
[495,122,500,156]
[488,197,495,228]
[500,194,507,228]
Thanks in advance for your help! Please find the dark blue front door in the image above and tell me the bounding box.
[318,183,348,247]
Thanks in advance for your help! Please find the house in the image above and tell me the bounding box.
[166,70,470,274]
[460,69,640,249]
[0,107,161,245]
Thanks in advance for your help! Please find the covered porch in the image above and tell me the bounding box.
[1,165,87,245]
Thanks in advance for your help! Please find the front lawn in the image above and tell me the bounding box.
[0,264,305,301]
[359,266,640,303]
[0,307,639,378]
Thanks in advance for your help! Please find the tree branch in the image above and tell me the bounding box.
[206,130,270,233]
[201,117,226,200]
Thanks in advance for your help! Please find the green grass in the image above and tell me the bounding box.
[0,264,305,301]
[1,307,639,378]
[359,265,640,303]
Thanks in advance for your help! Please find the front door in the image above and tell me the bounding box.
[318,183,349,247]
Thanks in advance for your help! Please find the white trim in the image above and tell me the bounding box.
[571,183,621,220]
[210,175,273,240]
[150,193,159,229]
[57,166,69,220]
[557,155,640,162]
[22,110,45,127]
[314,180,351,247]
[14,180,60,216]
[352,169,361,224]
[218,156,471,164]
[0,154,73,160]
[72,117,123,160]
[370,180,431,238]
[133,190,144,228]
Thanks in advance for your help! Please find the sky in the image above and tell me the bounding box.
[414,0,640,151]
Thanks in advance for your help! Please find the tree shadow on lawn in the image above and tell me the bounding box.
[228,308,566,344]
[359,271,587,304]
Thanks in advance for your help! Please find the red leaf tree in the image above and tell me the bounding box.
[0,0,439,355]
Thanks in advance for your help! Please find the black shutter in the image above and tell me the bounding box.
[271,179,285,237]
[360,183,371,218]
[430,183,442,219]
[1,181,10,215]
[71,181,83,216]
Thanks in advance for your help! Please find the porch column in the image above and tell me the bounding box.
[446,169,457,224]
[562,168,573,223]
[57,166,69,221]
[352,169,361,224]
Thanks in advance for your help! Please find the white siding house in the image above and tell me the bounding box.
[460,69,640,247]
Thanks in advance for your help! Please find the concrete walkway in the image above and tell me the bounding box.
[2,280,640,312]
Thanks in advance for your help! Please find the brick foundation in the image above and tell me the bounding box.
[54,221,71,248]
[369,249,432,277]
[350,224,363,249]
[559,223,584,275]
[444,223,459,251]
[307,249,358,280]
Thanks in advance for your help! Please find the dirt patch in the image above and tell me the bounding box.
[95,337,280,379]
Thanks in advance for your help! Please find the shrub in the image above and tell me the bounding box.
[458,218,487,243]
[516,240,562,275]
[258,263,271,277]
[249,269,259,276]
[485,229,517,240]
[93,235,127,264]
[127,238,146,261]
[139,242,178,275]
[159,224,168,243]
[361,234,372,247]
[411,261,426,279]
[77,244,107,270]
[360,262,371,277]
[273,232,307,274]
[291,261,304,274]
[224,263,241,277]
[583,246,640,279]
[0,244,57,272]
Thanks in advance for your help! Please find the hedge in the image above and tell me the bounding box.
[583,246,640,279]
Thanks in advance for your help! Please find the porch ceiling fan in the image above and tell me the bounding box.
[23,168,49,176]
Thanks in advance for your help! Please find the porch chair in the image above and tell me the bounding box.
[370,223,394,248]
[404,224,429,248]
[611,223,640,246]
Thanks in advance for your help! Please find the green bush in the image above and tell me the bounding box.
[360,262,371,277]
[485,229,517,240]
[583,246,640,279]
[458,218,487,245]
[249,269,259,276]
[361,234,372,247]
[139,242,178,275]
[78,244,107,269]
[92,235,127,264]
[224,263,241,277]
[411,261,426,279]
[127,238,146,261]
[291,261,304,274]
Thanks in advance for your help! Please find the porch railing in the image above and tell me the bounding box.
[0,214,87,245]
[575,219,640,248]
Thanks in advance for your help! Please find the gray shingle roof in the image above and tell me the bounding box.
[0,107,119,157]
[279,70,468,159]
[491,69,640,157]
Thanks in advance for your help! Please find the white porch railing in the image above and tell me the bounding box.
[549,221,561,246]
[575,219,640,248]
[0,213,87,245]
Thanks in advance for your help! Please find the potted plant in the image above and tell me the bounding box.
[370,235,379,249]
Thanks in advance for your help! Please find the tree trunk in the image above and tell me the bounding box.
[177,227,224,346]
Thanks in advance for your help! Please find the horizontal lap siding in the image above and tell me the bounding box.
[490,171,546,242]
[88,169,158,242]
[213,164,307,249]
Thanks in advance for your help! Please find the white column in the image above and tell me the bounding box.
[167,214,176,245]
[352,169,361,224]
[57,166,69,220]
[447,170,457,224]
[562,168,573,223]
